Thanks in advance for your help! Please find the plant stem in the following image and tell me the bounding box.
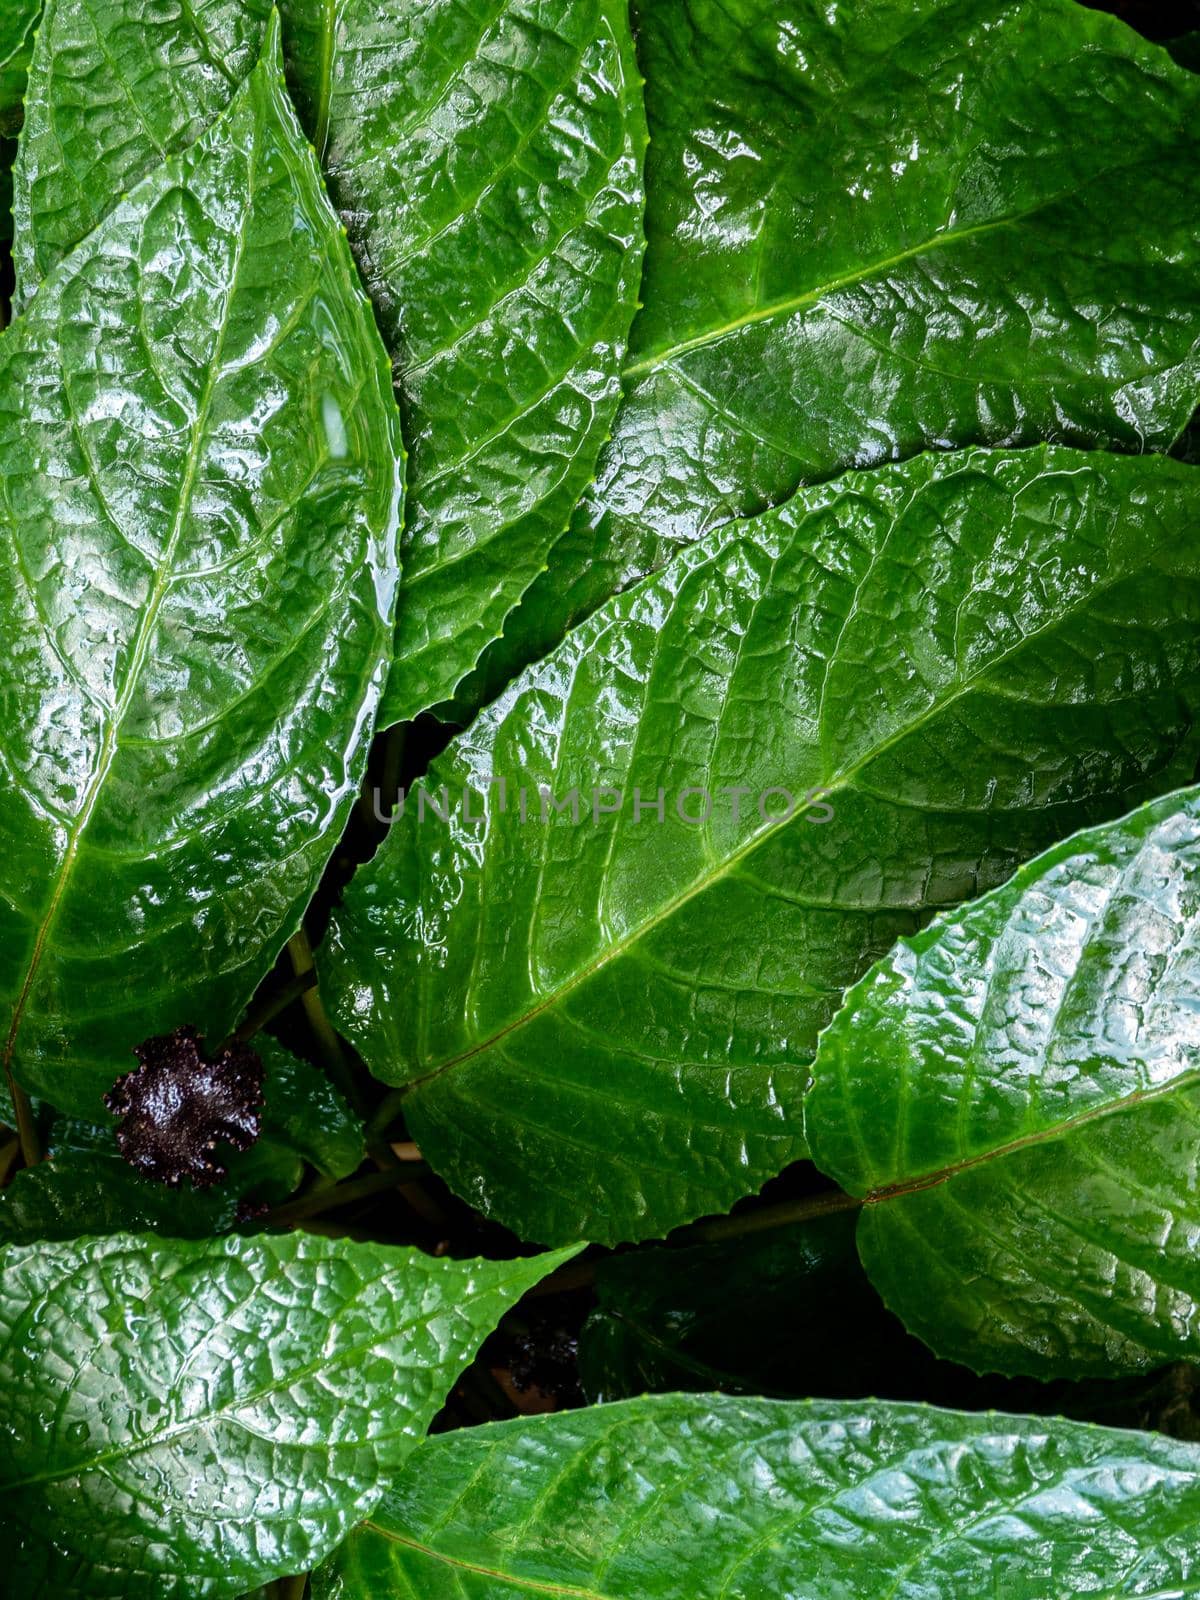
[367,1085,408,1138]
[275,1576,308,1600]
[528,1187,862,1298]
[266,1163,427,1228]
[0,1135,21,1186]
[687,1186,862,1245]
[5,1074,40,1167]
[232,970,317,1043]
[287,927,363,1112]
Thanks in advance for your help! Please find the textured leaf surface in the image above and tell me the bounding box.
[306,0,647,723]
[323,445,1200,1245]
[0,0,39,247]
[12,0,272,301]
[496,0,1200,694]
[808,784,1200,1380]
[0,1232,574,1598]
[312,1394,1200,1599]
[17,0,647,724]
[0,22,401,1120]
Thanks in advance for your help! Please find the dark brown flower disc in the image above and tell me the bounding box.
[104,1026,264,1188]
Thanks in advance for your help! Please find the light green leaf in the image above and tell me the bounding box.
[0,19,402,1121]
[16,0,647,724]
[493,0,1200,700]
[0,1231,576,1598]
[322,444,1200,1246]
[808,783,1200,1380]
[312,1393,1200,1598]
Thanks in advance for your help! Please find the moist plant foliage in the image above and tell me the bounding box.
[3,1,1200,1596]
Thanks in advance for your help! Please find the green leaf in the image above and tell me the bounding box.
[0,19,402,1121]
[808,782,1200,1380]
[0,1,39,138]
[0,1149,236,1242]
[576,1211,1200,1435]
[322,444,1200,1246]
[0,1231,576,1598]
[0,0,39,249]
[312,1393,1200,1598]
[16,0,648,724]
[289,0,647,724]
[493,0,1200,700]
[254,1039,364,1182]
[11,0,273,299]
[1168,31,1200,71]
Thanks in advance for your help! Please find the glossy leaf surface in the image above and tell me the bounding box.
[0,1149,236,1242]
[0,22,402,1121]
[0,1232,574,1597]
[323,445,1200,1245]
[496,0,1200,694]
[312,1394,1200,1598]
[809,784,1200,1379]
[12,0,272,302]
[253,1039,363,1182]
[17,0,648,724]
[307,0,647,724]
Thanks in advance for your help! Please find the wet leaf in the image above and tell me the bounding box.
[0,1232,577,1598]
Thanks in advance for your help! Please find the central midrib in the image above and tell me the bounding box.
[1,148,256,1084]
[859,1064,1200,1208]
[361,1523,615,1599]
[406,546,1120,1093]
[620,206,1038,382]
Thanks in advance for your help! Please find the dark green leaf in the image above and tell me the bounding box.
[808,783,1200,1379]
[0,2,39,138]
[0,1149,236,1242]
[0,1231,576,1598]
[0,0,39,249]
[579,1209,886,1402]
[312,1393,1200,1598]
[1168,30,1200,70]
[322,444,1200,1246]
[2,1035,364,1244]
[494,0,1200,698]
[0,19,402,1122]
[254,1039,363,1182]
[577,1210,1200,1437]
[16,0,647,724]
